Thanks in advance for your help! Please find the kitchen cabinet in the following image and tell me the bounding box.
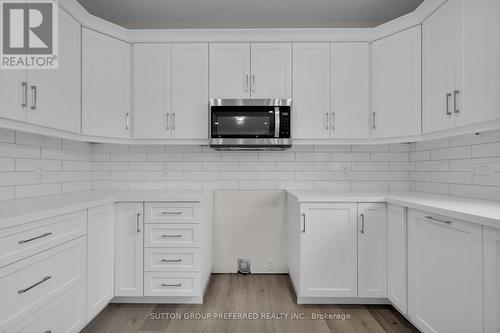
[133,44,172,139]
[292,43,331,139]
[87,204,114,320]
[209,43,291,99]
[372,26,421,139]
[357,203,387,298]
[115,203,144,297]
[82,28,131,139]
[407,209,483,333]
[387,204,407,314]
[484,227,500,333]
[0,7,80,133]
[330,43,370,139]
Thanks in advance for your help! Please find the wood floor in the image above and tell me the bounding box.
[82,274,418,333]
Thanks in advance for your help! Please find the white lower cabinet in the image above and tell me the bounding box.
[357,203,387,298]
[87,204,115,320]
[484,227,500,333]
[114,203,144,297]
[387,204,407,314]
[407,209,483,333]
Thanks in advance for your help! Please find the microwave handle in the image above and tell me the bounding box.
[274,107,280,138]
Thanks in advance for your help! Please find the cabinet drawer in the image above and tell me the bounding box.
[145,202,199,224]
[6,282,85,333]
[0,211,87,268]
[145,224,199,247]
[144,272,200,297]
[144,248,200,272]
[0,238,86,331]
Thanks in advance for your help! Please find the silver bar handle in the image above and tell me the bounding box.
[161,234,182,238]
[19,232,52,244]
[251,74,256,92]
[372,112,376,129]
[245,74,249,92]
[166,113,170,130]
[324,112,329,130]
[126,113,130,130]
[21,82,28,107]
[331,112,335,130]
[425,216,451,225]
[454,90,460,114]
[30,85,37,110]
[161,259,182,263]
[446,93,452,116]
[136,212,141,233]
[18,276,51,294]
[44,331,52,333]
[301,213,306,233]
[160,211,182,215]
[172,112,176,130]
[161,283,182,287]
[360,214,365,234]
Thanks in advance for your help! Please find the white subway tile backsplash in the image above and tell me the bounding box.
[276,161,312,170]
[239,181,277,190]
[240,161,276,171]
[313,181,351,191]
[184,171,221,181]
[0,142,40,158]
[0,158,15,171]
[259,171,295,181]
[352,162,390,171]
[16,158,61,171]
[430,146,471,160]
[296,152,332,161]
[352,144,389,152]
[0,186,14,200]
[472,141,500,158]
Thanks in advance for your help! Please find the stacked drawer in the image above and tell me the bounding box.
[143,202,202,297]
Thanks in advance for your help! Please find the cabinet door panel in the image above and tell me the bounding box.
[408,210,483,333]
[331,43,370,139]
[484,227,500,333]
[423,0,457,133]
[209,43,250,99]
[358,203,387,298]
[387,204,407,314]
[28,8,80,134]
[372,26,421,139]
[292,43,331,139]
[133,44,171,139]
[172,43,209,139]
[82,29,131,138]
[300,203,357,297]
[0,70,27,122]
[115,203,143,297]
[250,43,292,99]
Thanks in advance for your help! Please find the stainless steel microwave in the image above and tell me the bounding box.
[209,99,292,151]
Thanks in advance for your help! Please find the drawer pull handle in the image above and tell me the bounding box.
[161,234,182,238]
[19,232,52,244]
[160,258,182,263]
[160,211,183,215]
[44,331,52,333]
[161,283,182,287]
[425,216,452,225]
[18,276,52,294]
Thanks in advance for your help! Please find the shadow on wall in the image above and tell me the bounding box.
[213,191,287,274]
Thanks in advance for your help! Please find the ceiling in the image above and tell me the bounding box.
[76,0,424,29]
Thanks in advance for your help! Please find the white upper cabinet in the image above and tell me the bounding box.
[484,227,500,333]
[292,43,331,139]
[209,43,251,99]
[171,43,209,139]
[372,26,421,139]
[357,203,387,298]
[133,44,172,139]
[250,43,292,99]
[423,0,459,133]
[331,43,371,139]
[82,28,131,139]
[0,63,28,123]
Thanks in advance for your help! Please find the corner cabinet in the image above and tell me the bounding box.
[372,26,421,139]
[407,209,483,333]
[114,203,144,297]
[484,227,500,333]
[82,28,131,139]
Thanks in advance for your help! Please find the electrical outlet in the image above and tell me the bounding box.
[472,165,492,177]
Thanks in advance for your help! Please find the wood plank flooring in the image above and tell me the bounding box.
[81,274,418,333]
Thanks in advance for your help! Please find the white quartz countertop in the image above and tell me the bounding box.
[287,190,500,228]
[0,190,208,229]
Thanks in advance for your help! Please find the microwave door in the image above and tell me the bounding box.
[212,109,275,138]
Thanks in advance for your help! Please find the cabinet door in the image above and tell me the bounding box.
[292,43,331,139]
[133,44,172,139]
[115,203,143,297]
[27,8,80,134]
[408,210,483,333]
[300,203,357,298]
[387,204,407,314]
[82,28,131,138]
[209,43,250,99]
[358,203,387,298]
[171,43,209,139]
[484,227,500,333]
[331,43,370,139]
[457,0,500,127]
[0,70,27,122]
[372,26,421,139]
[423,0,457,134]
[87,204,114,319]
[250,43,292,99]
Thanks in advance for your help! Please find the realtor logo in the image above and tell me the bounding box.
[1,0,58,69]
